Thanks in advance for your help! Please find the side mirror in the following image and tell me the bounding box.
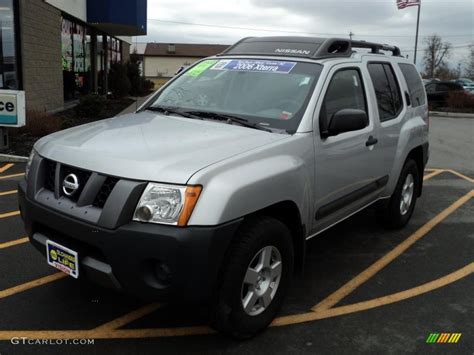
[322,109,368,138]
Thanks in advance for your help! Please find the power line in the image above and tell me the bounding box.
[148,18,473,38]
[400,44,472,51]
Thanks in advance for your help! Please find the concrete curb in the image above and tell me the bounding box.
[0,153,28,163]
[430,111,474,119]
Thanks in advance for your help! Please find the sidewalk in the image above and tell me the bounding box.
[429,111,474,119]
[118,93,155,116]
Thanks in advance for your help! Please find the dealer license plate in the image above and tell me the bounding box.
[46,240,79,278]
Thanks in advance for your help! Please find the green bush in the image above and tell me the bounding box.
[143,79,155,92]
[75,94,106,118]
[108,63,131,98]
[127,53,155,96]
[127,53,143,96]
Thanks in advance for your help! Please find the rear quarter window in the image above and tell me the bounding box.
[398,64,426,107]
[368,63,403,122]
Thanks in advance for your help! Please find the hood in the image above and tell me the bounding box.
[35,111,288,183]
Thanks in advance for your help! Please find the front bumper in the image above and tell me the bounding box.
[18,181,242,302]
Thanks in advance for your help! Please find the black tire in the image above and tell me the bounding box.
[379,159,420,229]
[211,216,294,339]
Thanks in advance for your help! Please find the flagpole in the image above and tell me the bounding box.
[413,3,421,65]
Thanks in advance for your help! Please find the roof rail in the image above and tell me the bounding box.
[349,40,401,57]
[218,37,402,60]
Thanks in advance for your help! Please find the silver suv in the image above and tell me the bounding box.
[19,37,429,338]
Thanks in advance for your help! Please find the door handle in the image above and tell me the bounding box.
[366,136,378,147]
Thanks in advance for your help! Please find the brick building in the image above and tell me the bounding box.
[143,43,229,78]
[1,0,147,112]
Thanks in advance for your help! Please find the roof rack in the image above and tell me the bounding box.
[218,37,402,59]
[350,40,401,57]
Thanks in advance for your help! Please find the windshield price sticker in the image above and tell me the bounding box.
[186,60,218,77]
[212,60,297,74]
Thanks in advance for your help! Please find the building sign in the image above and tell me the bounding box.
[0,90,26,127]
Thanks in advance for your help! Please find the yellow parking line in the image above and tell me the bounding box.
[0,237,29,249]
[423,169,444,181]
[0,163,14,173]
[0,210,20,219]
[271,263,474,326]
[0,190,17,196]
[0,260,470,340]
[93,303,162,331]
[0,172,24,180]
[0,273,67,300]
[447,169,474,184]
[310,189,474,312]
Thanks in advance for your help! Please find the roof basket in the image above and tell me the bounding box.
[219,37,402,59]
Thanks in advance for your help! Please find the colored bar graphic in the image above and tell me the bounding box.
[426,333,439,343]
[426,333,461,344]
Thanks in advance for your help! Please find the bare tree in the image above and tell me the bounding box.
[465,45,474,79]
[423,35,451,78]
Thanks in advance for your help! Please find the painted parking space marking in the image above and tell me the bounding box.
[0,237,28,249]
[0,272,66,300]
[446,169,474,184]
[0,210,20,219]
[0,169,472,340]
[423,169,444,181]
[92,303,162,332]
[310,189,474,312]
[271,263,474,326]
[0,172,24,180]
[0,163,14,174]
[0,189,17,196]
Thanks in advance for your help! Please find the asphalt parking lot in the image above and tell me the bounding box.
[0,116,473,355]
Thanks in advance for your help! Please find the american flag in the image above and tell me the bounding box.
[397,0,420,9]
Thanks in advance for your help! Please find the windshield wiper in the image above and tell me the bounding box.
[184,110,272,133]
[146,106,203,120]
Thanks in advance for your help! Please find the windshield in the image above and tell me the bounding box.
[146,58,323,133]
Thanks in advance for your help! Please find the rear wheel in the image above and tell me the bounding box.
[379,159,420,229]
[211,216,294,339]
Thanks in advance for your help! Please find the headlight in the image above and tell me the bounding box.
[25,150,36,180]
[133,183,202,226]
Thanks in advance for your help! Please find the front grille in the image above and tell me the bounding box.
[93,177,119,208]
[43,159,56,191]
[40,158,120,209]
[61,165,92,202]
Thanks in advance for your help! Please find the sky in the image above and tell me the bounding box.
[139,0,473,71]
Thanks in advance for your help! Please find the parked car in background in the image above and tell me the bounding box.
[425,81,464,107]
[423,78,440,85]
[454,78,474,92]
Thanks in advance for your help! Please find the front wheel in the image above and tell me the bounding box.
[379,159,420,229]
[211,216,294,339]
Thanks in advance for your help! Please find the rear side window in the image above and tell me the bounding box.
[368,63,403,121]
[320,68,367,133]
[398,63,426,107]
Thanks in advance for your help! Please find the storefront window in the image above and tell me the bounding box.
[108,37,122,66]
[97,34,106,94]
[62,17,93,100]
[0,0,19,89]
